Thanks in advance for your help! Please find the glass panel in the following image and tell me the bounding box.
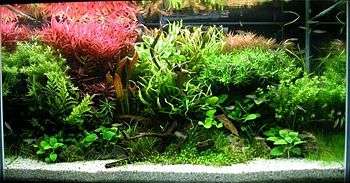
[1,0,346,182]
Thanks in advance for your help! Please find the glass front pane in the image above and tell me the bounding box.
[1,0,346,182]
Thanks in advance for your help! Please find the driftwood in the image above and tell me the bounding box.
[5,5,38,22]
[196,139,214,151]
[105,157,129,168]
[123,120,179,140]
[106,121,187,168]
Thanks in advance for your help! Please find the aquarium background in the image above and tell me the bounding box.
[0,0,346,166]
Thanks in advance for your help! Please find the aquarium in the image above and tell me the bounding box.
[0,0,347,182]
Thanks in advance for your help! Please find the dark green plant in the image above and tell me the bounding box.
[96,98,116,125]
[225,95,265,141]
[34,136,65,163]
[264,128,305,158]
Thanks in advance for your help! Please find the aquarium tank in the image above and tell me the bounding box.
[0,0,348,182]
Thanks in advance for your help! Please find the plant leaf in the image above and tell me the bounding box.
[102,130,116,141]
[206,109,216,117]
[274,139,288,145]
[49,152,57,162]
[36,149,45,155]
[40,141,51,150]
[293,140,306,145]
[113,73,124,100]
[206,96,219,105]
[279,129,289,138]
[270,146,285,156]
[266,137,280,142]
[263,128,280,137]
[49,137,58,146]
[243,113,260,122]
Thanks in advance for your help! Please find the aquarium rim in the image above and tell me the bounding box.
[345,0,350,182]
[0,0,350,182]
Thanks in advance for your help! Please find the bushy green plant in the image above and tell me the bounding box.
[95,126,122,142]
[264,128,305,158]
[34,136,65,163]
[265,40,345,129]
[2,41,94,132]
[134,22,219,119]
[320,40,345,86]
[265,75,345,128]
[198,48,302,87]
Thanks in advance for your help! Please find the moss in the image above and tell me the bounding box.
[144,130,270,166]
[306,132,344,163]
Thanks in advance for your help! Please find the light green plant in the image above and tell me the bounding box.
[198,48,302,87]
[134,22,218,118]
[198,96,227,129]
[265,75,345,128]
[95,126,122,143]
[81,132,98,148]
[199,109,223,129]
[65,95,93,127]
[34,136,65,163]
[264,128,305,158]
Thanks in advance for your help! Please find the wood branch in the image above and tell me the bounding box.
[5,5,38,22]
[118,115,148,122]
[165,120,177,134]
[105,157,129,168]
[123,120,178,140]
[126,132,175,140]
[196,139,214,151]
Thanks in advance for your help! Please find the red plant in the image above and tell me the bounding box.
[42,1,137,23]
[38,2,138,97]
[39,2,138,61]
[0,6,30,50]
[41,18,137,62]
[1,22,30,49]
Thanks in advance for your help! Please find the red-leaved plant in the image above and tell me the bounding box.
[38,2,138,98]
[0,6,30,50]
[42,1,137,23]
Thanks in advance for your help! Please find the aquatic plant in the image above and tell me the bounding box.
[34,136,65,163]
[42,1,137,23]
[264,40,346,129]
[134,22,220,119]
[0,7,30,50]
[264,128,305,158]
[40,19,136,63]
[264,75,345,129]
[1,42,92,134]
[39,1,138,99]
[198,48,302,88]
[223,32,276,51]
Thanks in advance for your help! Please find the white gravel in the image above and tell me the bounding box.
[4,157,344,182]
